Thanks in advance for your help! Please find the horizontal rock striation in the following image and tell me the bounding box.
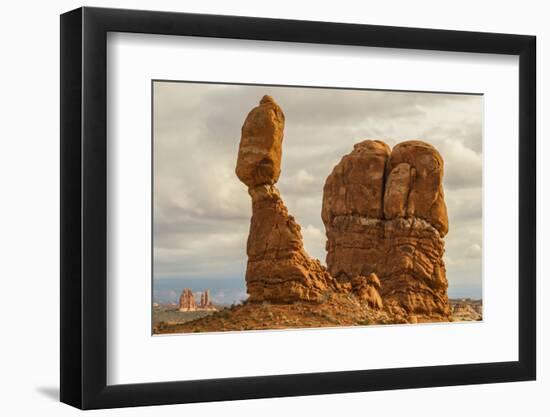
[322,140,451,320]
[349,273,383,310]
[237,96,340,303]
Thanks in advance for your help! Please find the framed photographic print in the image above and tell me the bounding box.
[60,6,536,410]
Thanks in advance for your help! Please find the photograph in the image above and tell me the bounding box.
[152,81,483,334]
[0,1,541,414]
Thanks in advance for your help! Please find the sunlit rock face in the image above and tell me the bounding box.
[236,96,341,303]
[350,273,383,310]
[235,97,449,320]
[236,95,285,188]
[322,140,450,320]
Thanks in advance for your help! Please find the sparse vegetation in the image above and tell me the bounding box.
[153,295,482,334]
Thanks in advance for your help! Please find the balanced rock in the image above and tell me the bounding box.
[179,288,197,312]
[236,95,285,188]
[237,97,341,303]
[322,140,450,319]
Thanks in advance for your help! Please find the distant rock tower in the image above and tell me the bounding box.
[199,289,216,310]
[178,288,197,311]
[199,290,217,311]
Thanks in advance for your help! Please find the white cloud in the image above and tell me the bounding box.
[301,224,326,261]
[465,243,482,259]
[440,139,482,189]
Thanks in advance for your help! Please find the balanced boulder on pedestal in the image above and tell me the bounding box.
[236,96,340,303]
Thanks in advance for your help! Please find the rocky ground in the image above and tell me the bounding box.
[152,306,219,329]
[450,298,483,321]
[153,293,482,335]
[154,294,391,334]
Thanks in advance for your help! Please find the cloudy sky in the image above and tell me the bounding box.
[153,81,483,304]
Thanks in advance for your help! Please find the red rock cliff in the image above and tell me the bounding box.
[322,140,450,320]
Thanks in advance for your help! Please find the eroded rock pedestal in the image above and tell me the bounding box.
[322,140,451,320]
[237,96,340,303]
[235,96,450,322]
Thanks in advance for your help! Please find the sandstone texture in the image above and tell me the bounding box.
[322,140,391,219]
[349,273,383,310]
[386,141,448,235]
[322,140,451,320]
[237,96,341,303]
[236,95,285,188]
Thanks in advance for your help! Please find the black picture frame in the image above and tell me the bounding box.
[60,6,536,410]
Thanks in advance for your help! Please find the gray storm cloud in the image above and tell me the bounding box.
[153,81,483,298]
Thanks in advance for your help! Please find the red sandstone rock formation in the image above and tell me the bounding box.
[199,289,216,310]
[178,288,197,312]
[322,140,451,320]
[236,95,285,188]
[234,97,451,321]
[203,290,210,307]
[237,96,341,303]
[350,273,383,310]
